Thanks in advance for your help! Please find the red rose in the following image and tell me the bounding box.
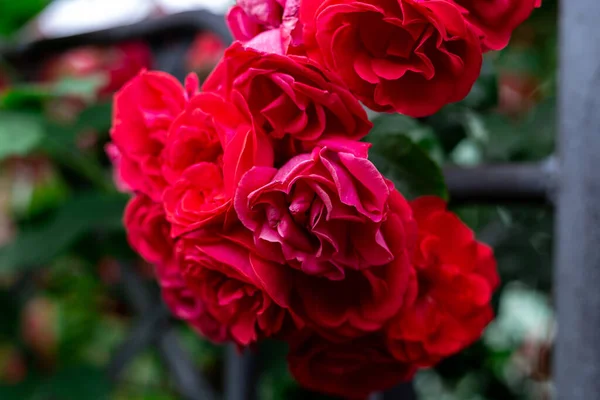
[292,189,415,341]
[123,194,272,344]
[235,144,394,279]
[162,92,273,237]
[454,0,542,51]
[386,197,499,367]
[163,163,231,237]
[203,43,371,164]
[110,71,198,201]
[227,0,303,54]
[177,226,295,346]
[236,149,417,340]
[124,194,174,267]
[156,256,230,342]
[300,0,483,117]
[161,91,240,185]
[288,332,416,399]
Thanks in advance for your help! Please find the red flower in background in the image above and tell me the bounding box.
[186,32,226,78]
[453,0,542,51]
[497,71,541,116]
[41,41,152,96]
[21,297,58,365]
[300,0,482,117]
[0,69,8,92]
[386,197,499,367]
[203,43,371,164]
[0,347,27,385]
[288,332,415,399]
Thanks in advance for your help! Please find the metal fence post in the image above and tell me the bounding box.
[554,0,600,398]
[225,345,259,400]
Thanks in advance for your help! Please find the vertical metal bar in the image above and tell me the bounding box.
[158,328,219,400]
[375,381,417,400]
[225,345,258,400]
[555,0,600,399]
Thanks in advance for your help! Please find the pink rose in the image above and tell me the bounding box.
[235,146,417,340]
[235,144,393,279]
[203,43,371,164]
[227,0,303,54]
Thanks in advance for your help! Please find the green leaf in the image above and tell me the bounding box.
[0,111,43,160]
[41,122,114,191]
[370,114,445,164]
[40,102,116,192]
[367,114,448,200]
[0,192,128,274]
[0,0,51,37]
[462,57,499,111]
[52,75,107,102]
[76,101,113,134]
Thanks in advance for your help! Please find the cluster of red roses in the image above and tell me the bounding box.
[109,0,538,398]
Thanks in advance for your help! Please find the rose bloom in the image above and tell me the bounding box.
[177,226,296,346]
[386,197,500,367]
[41,41,152,96]
[227,0,303,54]
[203,42,371,164]
[288,331,416,399]
[235,145,417,340]
[300,0,482,117]
[454,0,542,51]
[124,194,174,267]
[109,70,198,201]
[236,143,393,279]
[162,91,273,237]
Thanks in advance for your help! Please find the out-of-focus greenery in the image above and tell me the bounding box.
[0,0,556,399]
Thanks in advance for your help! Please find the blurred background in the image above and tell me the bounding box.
[0,0,557,399]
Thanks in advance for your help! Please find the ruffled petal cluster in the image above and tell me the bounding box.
[105,0,539,394]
